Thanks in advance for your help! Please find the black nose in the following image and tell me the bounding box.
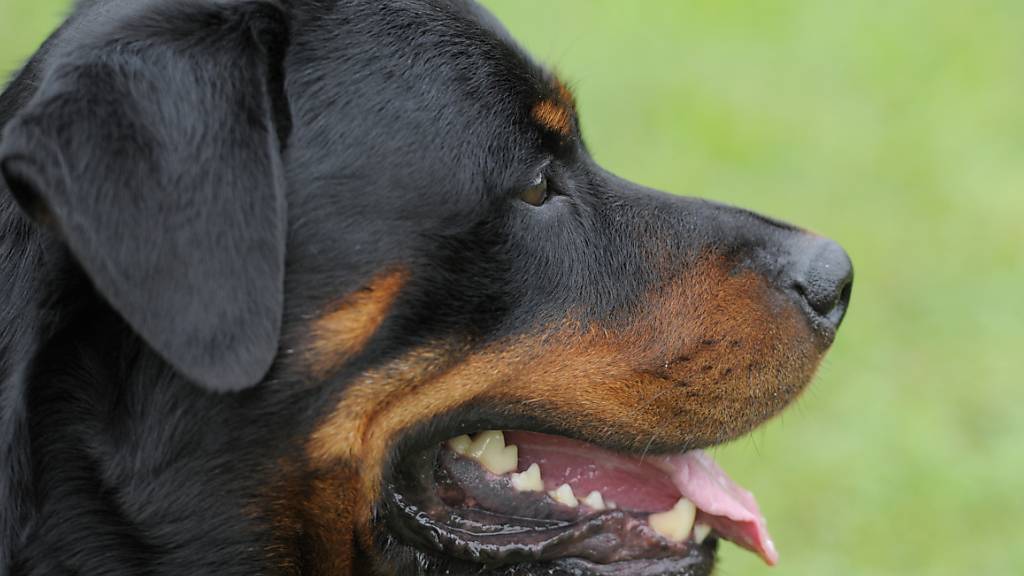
[789,237,853,331]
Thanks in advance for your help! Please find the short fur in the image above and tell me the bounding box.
[0,1,850,575]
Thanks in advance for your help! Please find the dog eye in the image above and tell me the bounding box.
[519,175,549,206]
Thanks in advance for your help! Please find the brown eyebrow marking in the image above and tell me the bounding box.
[306,268,408,377]
[531,78,576,138]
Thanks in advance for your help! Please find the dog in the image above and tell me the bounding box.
[0,1,853,574]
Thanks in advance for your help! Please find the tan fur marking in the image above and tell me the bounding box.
[532,99,573,137]
[532,78,576,137]
[307,269,408,377]
[306,256,821,528]
[262,462,361,576]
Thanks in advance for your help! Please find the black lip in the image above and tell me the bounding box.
[551,551,716,576]
[377,544,717,576]
[380,440,717,575]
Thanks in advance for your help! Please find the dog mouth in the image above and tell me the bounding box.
[384,429,777,574]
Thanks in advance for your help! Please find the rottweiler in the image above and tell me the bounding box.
[0,1,853,574]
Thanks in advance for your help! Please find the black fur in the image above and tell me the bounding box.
[1,0,290,392]
[0,1,850,574]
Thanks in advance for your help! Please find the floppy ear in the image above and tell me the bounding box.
[0,1,290,392]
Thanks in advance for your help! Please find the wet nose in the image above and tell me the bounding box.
[789,237,853,331]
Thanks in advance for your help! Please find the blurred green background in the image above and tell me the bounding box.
[3,1,1022,574]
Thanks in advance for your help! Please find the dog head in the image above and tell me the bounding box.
[0,1,851,574]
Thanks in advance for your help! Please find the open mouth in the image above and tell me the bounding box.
[385,429,777,574]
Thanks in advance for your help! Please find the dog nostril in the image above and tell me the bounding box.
[791,238,854,329]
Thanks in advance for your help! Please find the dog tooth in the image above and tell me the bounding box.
[510,463,544,492]
[446,435,472,455]
[693,522,712,544]
[467,431,518,475]
[466,430,503,458]
[548,483,579,508]
[478,442,518,475]
[582,491,606,511]
[606,500,618,509]
[648,498,697,543]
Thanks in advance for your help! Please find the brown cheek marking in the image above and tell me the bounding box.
[263,461,362,576]
[307,269,408,377]
[305,255,823,545]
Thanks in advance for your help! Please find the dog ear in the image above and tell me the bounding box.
[0,1,290,392]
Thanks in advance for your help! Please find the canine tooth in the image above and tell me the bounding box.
[548,483,579,508]
[467,430,518,475]
[510,463,544,492]
[447,435,472,455]
[582,491,606,511]
[694,522,712,544]
[648,498,697,543]
[606,500,618,509]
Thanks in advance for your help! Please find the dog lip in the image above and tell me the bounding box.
[382,438,717,569]
[551,552,716,576]
[386,482,713,566]
[382,427,781,571]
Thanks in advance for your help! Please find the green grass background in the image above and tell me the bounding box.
[3,1,1022,574]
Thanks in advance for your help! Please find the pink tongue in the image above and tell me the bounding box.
[503,432,778,566]
[657,452,778,566]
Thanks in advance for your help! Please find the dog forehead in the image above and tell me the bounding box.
[288,0,549,115]
[281,0,564,206]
